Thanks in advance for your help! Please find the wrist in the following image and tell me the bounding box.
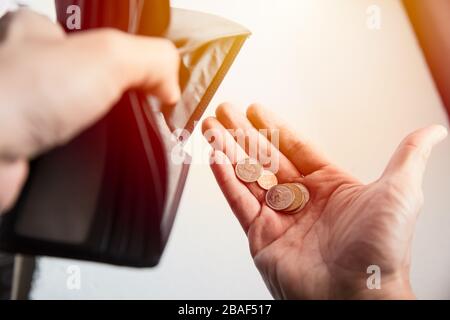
[349,274,415,300]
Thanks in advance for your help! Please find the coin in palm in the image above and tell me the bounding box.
[284,183,305,213]
[257,170,278,190]
[235,158,263,183]
[266,185,295,211]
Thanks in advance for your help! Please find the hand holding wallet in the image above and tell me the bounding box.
[0,1,250,267]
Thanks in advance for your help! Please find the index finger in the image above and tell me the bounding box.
[0,31,181,160]
[247,104,330,175]
[67,30,181,105]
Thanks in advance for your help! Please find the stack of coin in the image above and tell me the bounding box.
[266,183,309,214]
[235,158,310,214]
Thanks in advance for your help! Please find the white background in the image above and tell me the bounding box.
[20,0,450,299]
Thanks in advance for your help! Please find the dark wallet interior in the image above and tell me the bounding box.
[0,3,250,267]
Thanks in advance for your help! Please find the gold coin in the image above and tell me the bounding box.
[266,185,295,211]
[284,183,305,213]
[283,183,310,214]
[294,183,310,212]
[235,158,263,183]
[257,170,278,190]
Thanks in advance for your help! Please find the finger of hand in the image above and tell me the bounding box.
[68,30,181,105]
[210,150,261,233]
[215,102,301,182]
[0,29,180,160]
[0,159,28,214]
[383,125,448,185]
[17,31,181,157]
[246,104,330,175]
[118,35,181,105]
[202,116,266,202]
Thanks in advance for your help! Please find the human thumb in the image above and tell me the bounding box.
[382,125,448,185]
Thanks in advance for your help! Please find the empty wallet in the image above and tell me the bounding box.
[0,4,250,267]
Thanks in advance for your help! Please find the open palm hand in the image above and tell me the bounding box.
[202,103,447,300]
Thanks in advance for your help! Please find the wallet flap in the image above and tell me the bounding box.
[167,8,251,54]
[147,8,250,246]
[157,8,251,134]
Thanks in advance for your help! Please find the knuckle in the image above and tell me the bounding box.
[94,29,124,55]
[228,193,246,211]
[0,11,26,41]
[5,10,31,23]
[156,38,178,58]
[286,139,305,157]
[403,142,430,162]
[47,21,66,39]
[0,10,65,43]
